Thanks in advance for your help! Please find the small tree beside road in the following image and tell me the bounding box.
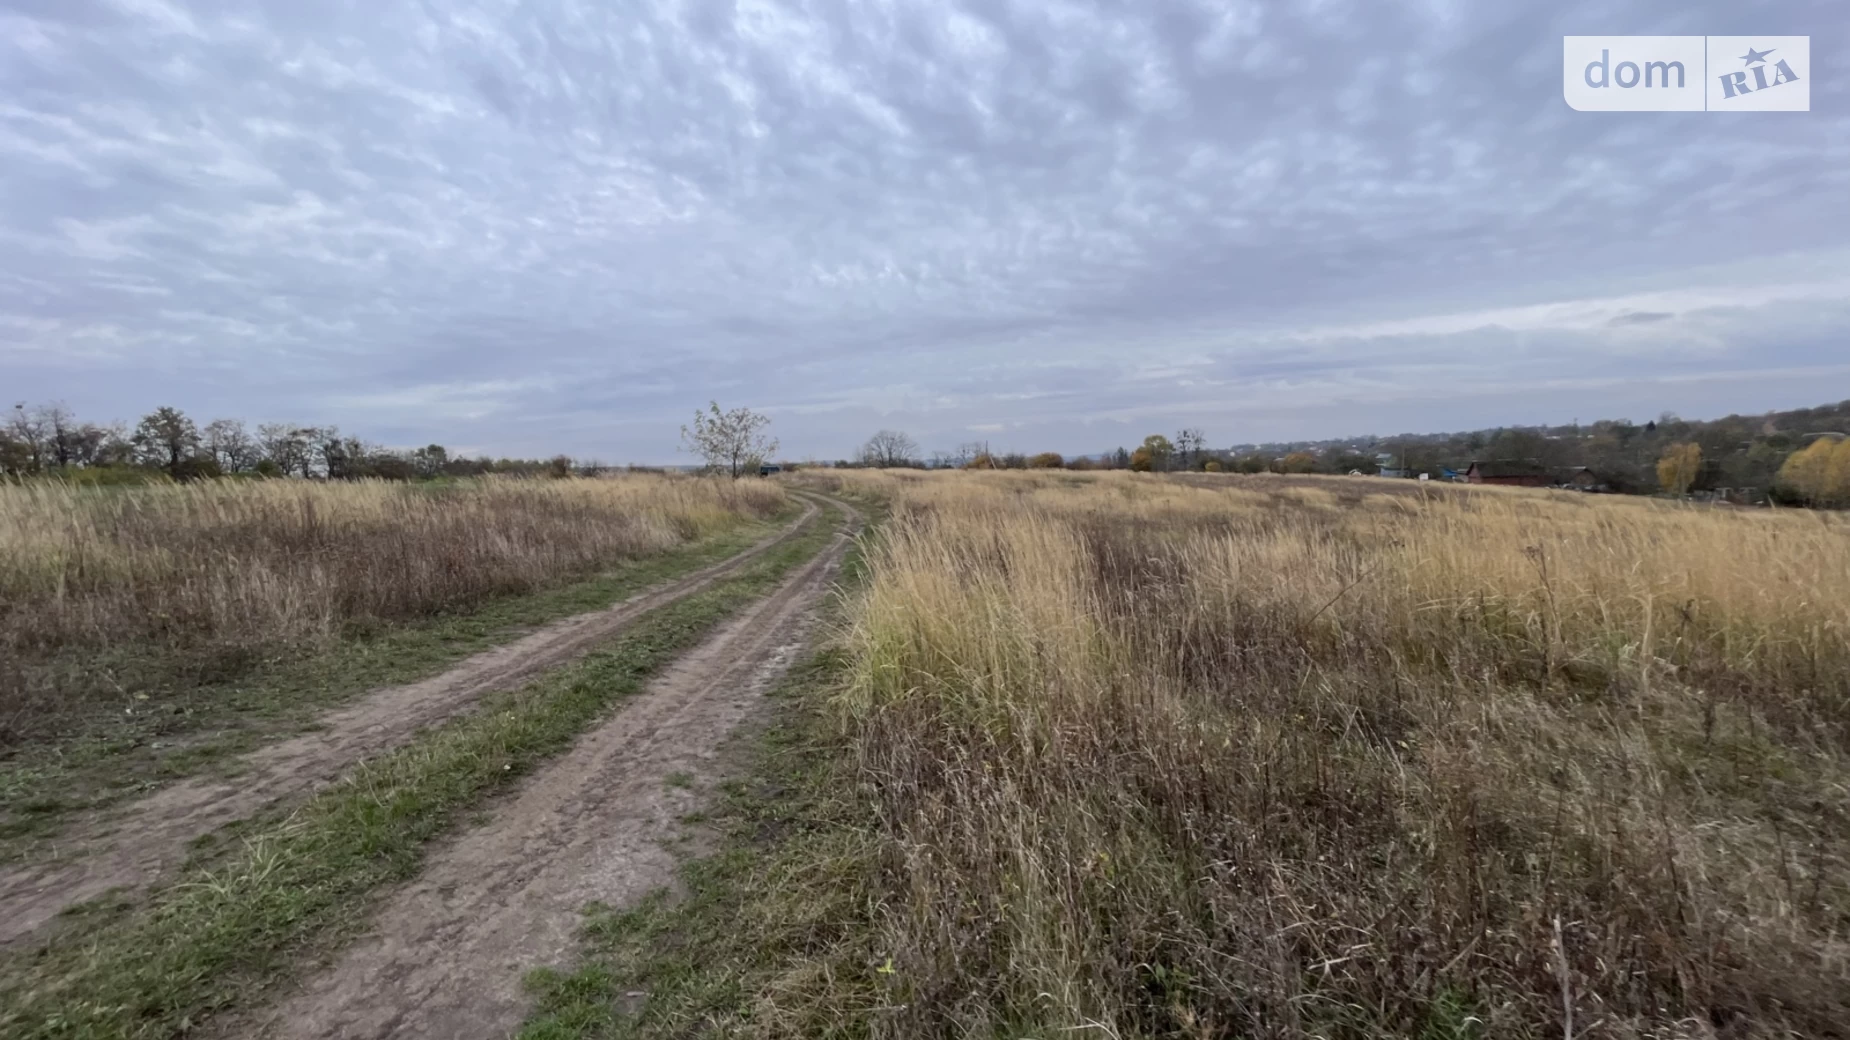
[681,402,779,478]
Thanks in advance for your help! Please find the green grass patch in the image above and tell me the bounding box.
[0,509,800,856]
[0,503,839,1040]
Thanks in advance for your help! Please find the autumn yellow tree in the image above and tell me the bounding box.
[1830,442,1850,505]
[1777,438,1850,506]
[1278,452,1316,474]
[1656,442,1702,495]
[1029,452,1064,469]
[1139,434,1173,472]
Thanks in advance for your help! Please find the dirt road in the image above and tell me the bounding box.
[0,497,820,948]
[240,494,861,1040]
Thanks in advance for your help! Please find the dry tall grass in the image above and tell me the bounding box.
[821,469,1849,1039]
[0,475,786,744]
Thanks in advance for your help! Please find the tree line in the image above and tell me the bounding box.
[15,396,1845,507]
[1,402,602,483]
[840,398,1850,508]
[839,429,1213,470]
[843,429,1247,473]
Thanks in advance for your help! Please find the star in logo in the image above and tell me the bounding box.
[1739,46,1775,66]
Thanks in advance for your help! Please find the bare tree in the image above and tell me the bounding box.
[258,423,315,477]
[0,436,24,475]
[1175,428,1206,471]
[3,404,129,470]
[315,428,350,479]
[860,429,919,468]
[6,403,48,473]
[315,429,383,480]
[36,403,80,468]
[65,423,103,467]
[203,418,262,473]
[60,421,125,467]
[680,401,779,478]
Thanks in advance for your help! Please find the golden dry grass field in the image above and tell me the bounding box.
[8,467,1847,1040]
[0,474,787,749]
[779,468,1849,1039]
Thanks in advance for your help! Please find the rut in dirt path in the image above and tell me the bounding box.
[241,495,862,1040]
[0,497,821,949]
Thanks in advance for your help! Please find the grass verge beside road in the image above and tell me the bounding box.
[0,500,838,1040]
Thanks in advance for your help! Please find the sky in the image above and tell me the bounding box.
[2,0,1847,463]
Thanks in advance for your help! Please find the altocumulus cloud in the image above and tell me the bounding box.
[2,0,1847,460]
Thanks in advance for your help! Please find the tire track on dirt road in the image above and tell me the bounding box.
[240,494,862,1040]
[0,496,822,949]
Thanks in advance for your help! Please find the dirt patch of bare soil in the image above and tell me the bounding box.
[239,497,860,1040]
[0,498,818,948]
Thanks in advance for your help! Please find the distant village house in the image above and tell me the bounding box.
[1562,466,1606,491]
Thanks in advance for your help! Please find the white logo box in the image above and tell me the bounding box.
[1564,36,1809,112]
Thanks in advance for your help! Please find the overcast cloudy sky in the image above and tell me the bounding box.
[3,0,1846,461]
